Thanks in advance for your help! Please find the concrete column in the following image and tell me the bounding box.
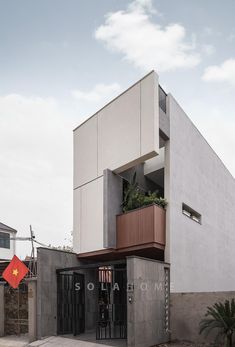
[0,282,5,337]
[26,278,37,342]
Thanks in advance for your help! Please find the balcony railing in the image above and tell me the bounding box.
[159,85,167,113]
[116,204,165,250]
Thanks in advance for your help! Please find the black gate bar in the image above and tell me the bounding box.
[56,259,126,273]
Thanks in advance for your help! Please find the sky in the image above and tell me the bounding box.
[0,0,235,258]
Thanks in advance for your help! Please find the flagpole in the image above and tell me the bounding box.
[29,225,36,278]
[18,286,20,336]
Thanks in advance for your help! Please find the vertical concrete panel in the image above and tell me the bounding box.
[27,278,37,342]
[164,138,170,264]
[140,71,159,156]
[73,187,81,254]
[0,282,4,337]
[127,257,170,347]
[74,115,98,188]
[80,177,104,253]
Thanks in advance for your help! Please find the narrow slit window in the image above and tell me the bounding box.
[182,203,201,224]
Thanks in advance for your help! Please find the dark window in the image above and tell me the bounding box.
[182,203,201,224]
[159,85,167,113]
[0,232,10,249]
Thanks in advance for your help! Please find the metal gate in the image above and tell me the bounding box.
[96,267,127,339]
[57,272,85,335]
[4,282,28,335]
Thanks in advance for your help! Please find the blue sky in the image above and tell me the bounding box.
[0,0,235,257]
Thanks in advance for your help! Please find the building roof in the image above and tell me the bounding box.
[0,222,17,233]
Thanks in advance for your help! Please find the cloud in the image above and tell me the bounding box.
[95,0,200,72]
[201,44,215,56]
[202,59,235,85]
[227,33,235,42]
[71,83,121,102]
[0,94,78,258]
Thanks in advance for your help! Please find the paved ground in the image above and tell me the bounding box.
[29,336,126,347]
[159,343,215,347]
[0,335,29,347]
[0,336,214,347]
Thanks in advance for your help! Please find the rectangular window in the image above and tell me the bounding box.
[0,232,10,249]
[182,203,201,224]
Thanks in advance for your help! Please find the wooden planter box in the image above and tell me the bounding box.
[116,204,166,250]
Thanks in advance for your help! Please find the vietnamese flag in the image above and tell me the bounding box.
[2,255,29,289]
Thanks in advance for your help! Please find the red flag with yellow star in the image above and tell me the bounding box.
[2,255,29,289]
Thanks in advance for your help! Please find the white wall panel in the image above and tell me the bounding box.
[74,115,98,188]
[98,83,141,175]
[140,71,159,156]
[73,177,104,253]
[144,147,165,175]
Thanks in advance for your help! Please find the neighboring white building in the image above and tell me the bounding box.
[0,222,17,261]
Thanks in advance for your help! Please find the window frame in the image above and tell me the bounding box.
[182,203,202,224]
[0,231,10,249]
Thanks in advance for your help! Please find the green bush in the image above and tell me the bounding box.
[121,172,167,213]
[199,299,235,347]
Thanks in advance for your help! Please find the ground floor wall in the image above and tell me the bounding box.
[171,291,235,343]
[37,250,171,346]
[127,256,170,347]
[37,247,80,339]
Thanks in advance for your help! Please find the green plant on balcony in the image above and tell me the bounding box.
[199,299,235,347]
[122,172,167,213]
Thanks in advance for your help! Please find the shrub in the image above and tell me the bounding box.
[199,299,235,347]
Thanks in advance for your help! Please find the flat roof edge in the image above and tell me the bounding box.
[73,70,157,132]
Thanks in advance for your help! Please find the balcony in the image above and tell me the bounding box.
[116,204,166,251]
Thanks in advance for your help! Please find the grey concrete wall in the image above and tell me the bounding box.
[27,278,37,342]
[171,291,235,343]
[0,282,4,337]
[127,256,170,347]
[168,95,235,293]
[103,169,123,248]
[159,107,170,140]
[122,164,158,193]
[37,247,80,338]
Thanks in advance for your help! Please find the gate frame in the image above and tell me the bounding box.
[56,259,127,339]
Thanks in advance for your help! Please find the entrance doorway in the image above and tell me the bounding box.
[97,266,127,340]
[57,261,127,340]
[57,272,85,335]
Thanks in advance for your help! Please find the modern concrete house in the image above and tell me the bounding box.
[0,222,17,261]
[35,71,235,347]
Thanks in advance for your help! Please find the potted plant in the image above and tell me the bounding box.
[121,172,167,213]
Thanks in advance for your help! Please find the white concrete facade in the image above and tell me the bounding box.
[73,70,235,294]
[167,95,235,293]
[73,71,160,253]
